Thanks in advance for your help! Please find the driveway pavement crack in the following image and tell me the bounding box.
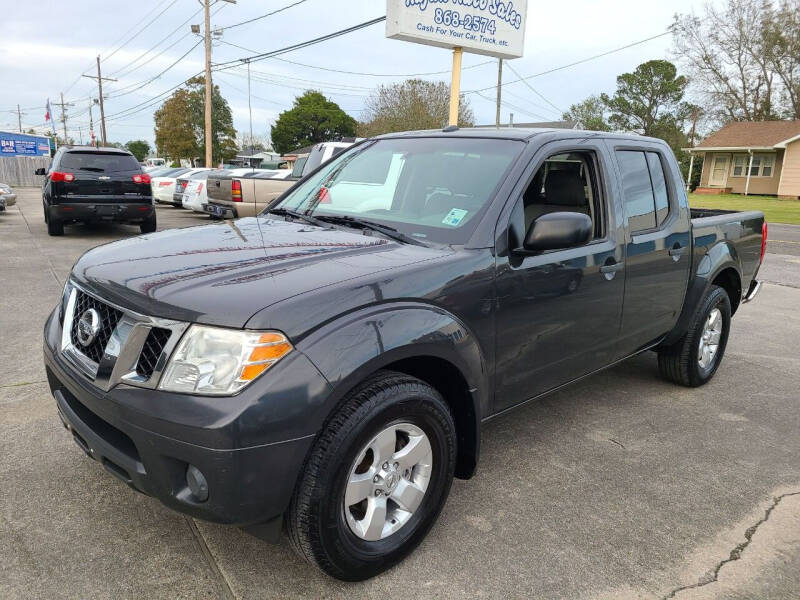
[608,438,626,449]
[661,491,800,599]
[185,517,237,600]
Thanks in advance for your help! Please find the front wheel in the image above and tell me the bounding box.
[287,371,456,581]
[658,285,731,387]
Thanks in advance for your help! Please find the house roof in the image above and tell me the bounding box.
[696,120,800,150]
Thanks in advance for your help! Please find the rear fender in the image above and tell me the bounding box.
[663,241,742,346]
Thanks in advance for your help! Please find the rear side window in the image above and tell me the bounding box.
[616,150,671,232]
[59,151,141,173]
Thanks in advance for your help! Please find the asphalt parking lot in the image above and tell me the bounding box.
[2,187,799,599]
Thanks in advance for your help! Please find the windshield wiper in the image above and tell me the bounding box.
[267,207,329,228]
[313,215,427,247]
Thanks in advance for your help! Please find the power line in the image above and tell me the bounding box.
[503,61,563,115]
[217,39,493,77]
[106,39,204,99]
[218,0,309,31]
[466,30,672,94]
[102,0,181,63]
[212,16,387,71]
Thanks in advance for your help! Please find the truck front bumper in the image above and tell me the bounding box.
[50,202,154,223]
[43,309,324,539]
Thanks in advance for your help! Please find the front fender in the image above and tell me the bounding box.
[296,302,489,476]
[663,241,742,346]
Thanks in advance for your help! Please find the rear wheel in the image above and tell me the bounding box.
[47,215,64,236]
[287,371,456,581]
[658,285,731,387]
[140,214,157,233]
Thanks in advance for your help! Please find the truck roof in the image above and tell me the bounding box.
[374,127,666,145]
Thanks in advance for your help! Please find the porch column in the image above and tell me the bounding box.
[745,150,754,196]
[686,154,695,193]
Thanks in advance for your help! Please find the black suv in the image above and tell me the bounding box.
[36,146,156,236]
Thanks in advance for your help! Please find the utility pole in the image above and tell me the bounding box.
[448,47,463,127]
[16,104,25,132]
[203,0,213,167]
[247,59,254,157]
[82,57,117,146]
[55,93,74,143]
[495,59,503,129]
[689,107,700,147]
[88,99,96,147]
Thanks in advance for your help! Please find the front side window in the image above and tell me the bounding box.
[272,137,524,245]
[757,154,775,177]
[508,151,604,250]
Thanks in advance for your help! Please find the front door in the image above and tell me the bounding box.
[493,142,625,412]
[709,154,730,187]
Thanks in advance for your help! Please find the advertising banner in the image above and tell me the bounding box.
[387,0,528,59]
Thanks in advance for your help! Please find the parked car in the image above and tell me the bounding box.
[35,146,155,236]
[150,167,194,204]
[43,128,765,581]
[202,169,293,218]
[170,169,210,207]
[204,141,356,217]
[0,182,16,210]
[180,170,218,213]
[144,157,167,170]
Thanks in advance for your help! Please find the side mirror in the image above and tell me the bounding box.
[517,212,593,254]
[35,168,46,176]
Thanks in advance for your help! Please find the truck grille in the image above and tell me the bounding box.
[136,327,171,379]
[70,290,123,363]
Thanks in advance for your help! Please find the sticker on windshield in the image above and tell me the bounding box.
[442,208,468,227]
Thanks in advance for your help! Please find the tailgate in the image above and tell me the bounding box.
[207,174,232,202]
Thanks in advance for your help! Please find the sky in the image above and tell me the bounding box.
[1,0,703,149]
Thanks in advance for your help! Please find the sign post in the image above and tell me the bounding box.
[386,0,528,127]
[449,47,463,126]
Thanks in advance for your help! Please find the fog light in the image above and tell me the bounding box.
[186,465,209,502]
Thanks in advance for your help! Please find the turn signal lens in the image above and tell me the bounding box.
[760,221,768,264]
[232,179,242,201]
[248,342,292,362]
[50,171,75,182]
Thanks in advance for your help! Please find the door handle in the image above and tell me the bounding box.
[600,260,623,280]
[668,244,686,261]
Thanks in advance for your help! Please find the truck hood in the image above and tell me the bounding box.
[71,217,448,327]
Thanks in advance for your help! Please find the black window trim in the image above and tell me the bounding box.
[612,143,678,239]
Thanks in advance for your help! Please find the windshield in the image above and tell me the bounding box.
[271,137,523,245]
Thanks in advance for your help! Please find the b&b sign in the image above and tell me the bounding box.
[386,0,528,59]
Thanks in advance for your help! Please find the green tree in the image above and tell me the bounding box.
[185,76,238,164]
[562,95,610,131]
[358,79,474,137]
[271,91,356,155]
[154,77,238,164]
[600,60,690,136]
[125,140,151,162]
[154,88,198,161]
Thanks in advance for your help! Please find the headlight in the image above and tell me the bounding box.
[159,326,292,395]
[59,279,72,324]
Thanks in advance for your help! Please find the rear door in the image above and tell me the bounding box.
[493,140,626,411]
[57,151,144,201]
[608,142,691,354]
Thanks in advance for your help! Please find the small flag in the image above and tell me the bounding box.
[45,99,52,122]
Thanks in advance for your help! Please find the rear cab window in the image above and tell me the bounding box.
[59,151,141,173]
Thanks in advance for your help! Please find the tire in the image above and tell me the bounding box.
[658,285,731,387]
[287,370,456,581]
[140,214,157,234]
[47,215,64,236]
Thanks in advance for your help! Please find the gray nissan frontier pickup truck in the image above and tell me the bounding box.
[44,128,766,580]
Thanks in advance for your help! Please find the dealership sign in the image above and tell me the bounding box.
[0,131,52,157]
[386,0,528,59]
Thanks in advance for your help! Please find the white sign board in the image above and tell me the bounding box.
[386,0,528,59]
